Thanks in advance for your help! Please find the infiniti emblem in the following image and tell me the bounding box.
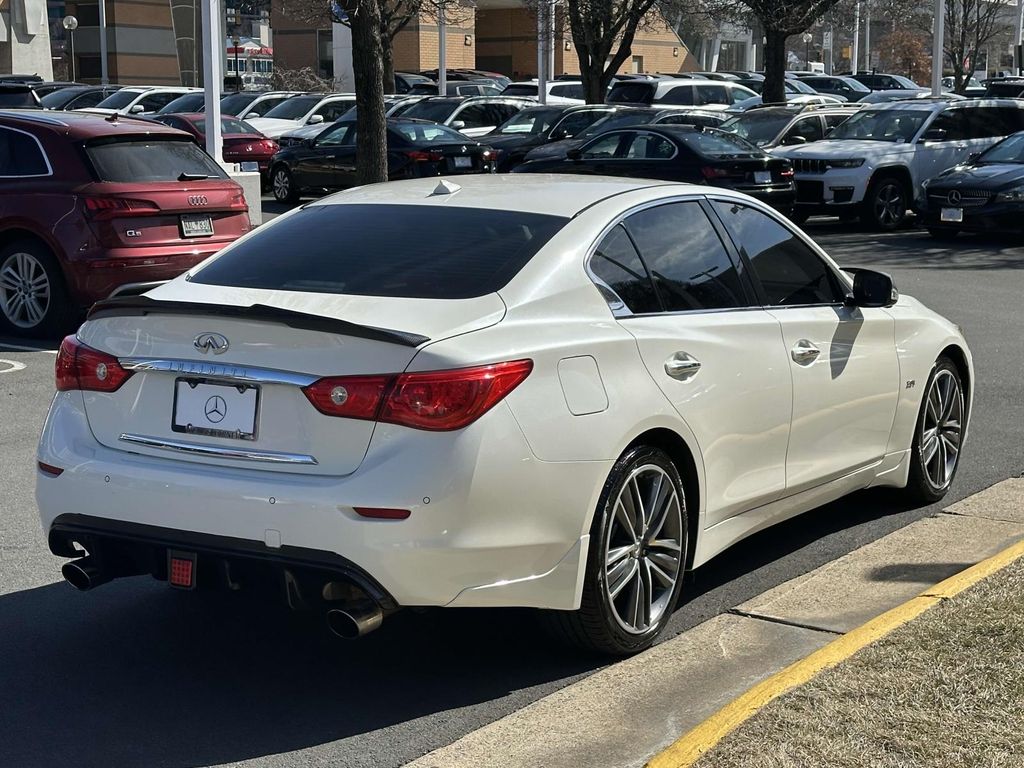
[194,332,229,355]
[204,395,227,423]
[947,189,962,205]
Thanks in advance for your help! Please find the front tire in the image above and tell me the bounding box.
[905,357,965,504]
[544,446,688,655]
[0,239,73,337]
[863,175,909,230]
[271,165,300,204]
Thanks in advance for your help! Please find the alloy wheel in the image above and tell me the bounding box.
[602,464,684,635]
[920,369,963,491]
[873,182,905,227]
[273,169,290,199]
[0,251,50,329]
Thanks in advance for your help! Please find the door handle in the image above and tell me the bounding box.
[791,339,821,365]
[664,352,701,380]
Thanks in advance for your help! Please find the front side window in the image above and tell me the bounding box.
[139,92,179,112]
[827,109,929,142]
[712,201,845,306]
[589,225,661,313]
[0,127,49,176]
[316,101,353,122]
[624,202,747,312]
[787,116,824,143]
[454,104,490,128]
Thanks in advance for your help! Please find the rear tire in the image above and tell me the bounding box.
[905,356,965,505]
[862,175,909,230]
[271,165,300,204]
[543,446,688,655]
[0,239,74,338]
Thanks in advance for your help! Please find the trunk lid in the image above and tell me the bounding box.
[75,285,506,476]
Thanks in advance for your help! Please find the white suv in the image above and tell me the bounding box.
[775,99,1024,228]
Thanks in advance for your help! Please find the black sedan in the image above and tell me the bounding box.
[514,125,795,212]
[922,131,1024,238]
[486,105,617,171]
[269,117,494,203]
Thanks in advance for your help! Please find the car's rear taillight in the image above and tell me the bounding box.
[55,335,133,392]
[264,140,279,153]
[82,196,160,220]
[229,189,248,211]
[406,150,444,162]
[700,166,730,180]
[301,359,533,431]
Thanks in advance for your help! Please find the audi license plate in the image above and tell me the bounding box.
[172,380,259,440]
[181,213,214,238]
[453,156,473,169]
[754,171,772,185]
[940,207,964,223]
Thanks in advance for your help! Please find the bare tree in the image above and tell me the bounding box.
[944,0,1013,92]
[270,66,334,91]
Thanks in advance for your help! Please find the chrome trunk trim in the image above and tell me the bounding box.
[118,433,319,465]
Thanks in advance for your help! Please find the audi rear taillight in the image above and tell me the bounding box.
[301,360,533,431]
[406,150,444,162]
[83,196,160,220]
[55,335,133,392]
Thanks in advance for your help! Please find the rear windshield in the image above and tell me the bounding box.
[721,111,796,145]
[608,83,655,103]
[0,91,37,108]
[262,95,320,120]
[390,122,470,143]
[402,100,461,123]
[190,204,569,299]
[95,90,143,109]
[683,131,764,158]
[85,138,228,182]
[189,116,253,135]
[502,84,538,97]
[220,93,258,114]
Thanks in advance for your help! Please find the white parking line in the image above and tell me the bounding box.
[0,359,27,373]
[0,342,57,354]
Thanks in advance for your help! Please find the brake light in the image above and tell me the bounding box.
[302,359,533,431]
[83,196,160,220]
[55,335,133,392]
[779,167,794,178]
[700,166,730,180]
[264,140,279,153]
[406,150,444,162]
[229,189,248,211]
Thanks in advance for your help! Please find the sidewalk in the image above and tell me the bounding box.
[685,555,1024,768]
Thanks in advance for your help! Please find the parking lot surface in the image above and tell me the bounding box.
[1,218,1022,768]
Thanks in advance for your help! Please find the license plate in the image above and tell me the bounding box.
[172,380,259,440]
[754,171,772,185]
[454,156,472,169]
[240,161,260,172]
[181,213,214,238]
[940,207,964,223]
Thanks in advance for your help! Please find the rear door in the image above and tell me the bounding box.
[598,130,691,181]
[913,109,971,188]
[598,199,793,525]
[710,199,899,491]
[293,122,351,188]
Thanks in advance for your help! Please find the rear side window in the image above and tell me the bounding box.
[608,83,655,104]
[191,204,569,299]
[589,225,661,313]
[624,202,747,311]
[660,86,694,105]
[0,127,49,176]
[695,85,728,106]
[550,84,584,99]
[85,138,227,182]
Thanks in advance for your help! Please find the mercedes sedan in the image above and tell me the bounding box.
[37,176,971,655]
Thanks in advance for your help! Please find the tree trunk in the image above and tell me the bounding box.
[350,0,388,185]
[577,44,609,104]
[381,35,396,94]
[762,29,789,105]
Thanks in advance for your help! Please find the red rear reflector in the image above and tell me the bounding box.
[302,359,533,431]
[37,461,64,477]
[168,551,196,589]
[56,335,133,393]
[354,507,411,520]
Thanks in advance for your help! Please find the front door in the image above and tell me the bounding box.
[710,199,900,492]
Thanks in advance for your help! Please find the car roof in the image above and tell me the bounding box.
[311,174,684,217]
[0,109,191,139]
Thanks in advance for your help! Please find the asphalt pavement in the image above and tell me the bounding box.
[0,217,1022,768]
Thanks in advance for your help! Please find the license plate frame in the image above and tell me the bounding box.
[172,379,260,440]
[940,207,964,223]
[453,156,473,169]
[239,161,260,173]
[181,213,215,238]
[754,170,772,185]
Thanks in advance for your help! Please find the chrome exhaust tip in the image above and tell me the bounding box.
[61,556,111,592]
[326,601,383,640]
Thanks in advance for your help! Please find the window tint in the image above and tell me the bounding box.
[624,202,747,311]
[961,107,1010,139]
[317,101,353,122]
[582,132,626,158]
[139,92,179,112]
[589,225,661,313]
[729,87,751,105]
[608,82,655,103]
[660,85,694,105]
[85,138,227,182]
[191,205,568,299]
[928,111,969,141]
[456,104,490,128]
[823,112,850,130]
[994,107,1024,135]
[712,201,844,306]
[68,90,107,109]
[317,123,354,146]
[788,116,823,143]
[551,84,584,99]
[489,104,521,125]
[624,132,676,159]
[553,109,608,138]
[0,128,49,176]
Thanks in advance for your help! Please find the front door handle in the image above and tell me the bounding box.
[791,339,821,365]
[664,352,701,380]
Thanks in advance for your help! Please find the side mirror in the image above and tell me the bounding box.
[244,111,259,119]
[967,151,981,163]
[307,114,325,125]
[303,137,317,147]
[566,148,583,161]
[130,104,145,114]
[451,119,467,130]
[782,134,808,145]
[845,269,897,308]
[549,128,566,140]
[920,128,947,142]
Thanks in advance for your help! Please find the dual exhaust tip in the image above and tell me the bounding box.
[62,556,384,640]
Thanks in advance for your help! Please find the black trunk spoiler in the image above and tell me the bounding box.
[87,296,430,348]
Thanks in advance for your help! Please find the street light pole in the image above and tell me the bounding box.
[62,16,79,82]
[852,0,860,75]
[233,35,240,92]
[931,0,944,96]
[802,32,812,68]
[98,0,109,84]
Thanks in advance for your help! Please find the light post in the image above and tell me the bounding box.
[62,15,79,82]
[802,32,813,69]
[232,35,241,93]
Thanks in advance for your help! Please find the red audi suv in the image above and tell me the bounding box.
[0,109,249,336]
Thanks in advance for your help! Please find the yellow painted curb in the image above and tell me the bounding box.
[646,535,1024,768]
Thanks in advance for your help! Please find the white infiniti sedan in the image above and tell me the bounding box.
[37,175,971,655]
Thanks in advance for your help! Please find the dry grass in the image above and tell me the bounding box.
[694,559,1024,768]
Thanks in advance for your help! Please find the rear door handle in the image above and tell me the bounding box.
[664,352,701,380]
[791,339,821,365]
